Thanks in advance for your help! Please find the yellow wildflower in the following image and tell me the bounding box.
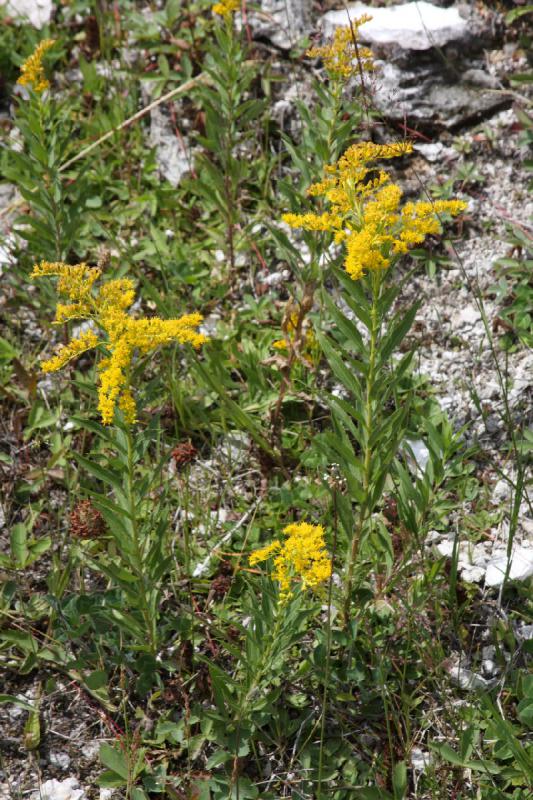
[212,0,239,17]
[307,18,374,80]
[282,141,467,281]
[17,39,55,93]
[250,522,332,602]
[41,330,100,373]
[32,261,207,425]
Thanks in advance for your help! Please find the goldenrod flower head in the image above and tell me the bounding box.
[307,18,374,80]
[17,39,55,93]
[41,330,100,373]
[212,0,239,17]
[250,522,332,601]
[282,141,467,281]
[32,261,207,425]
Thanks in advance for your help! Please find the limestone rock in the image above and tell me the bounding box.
[321,1,469,53]
[6,0,53,28]
[150,106,192,187]
[250,0,313,50]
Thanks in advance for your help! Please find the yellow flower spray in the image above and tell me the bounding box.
[283,140,467,281]
[250,521,332,603]
[212,0,240,17]
[17,39,55,93]
[32,261,207,425]
[307,18,374,81]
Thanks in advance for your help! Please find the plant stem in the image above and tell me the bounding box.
[343,271,381,625]
[231,602,285,799]
[317,490,338,798]
[124,425,157,656]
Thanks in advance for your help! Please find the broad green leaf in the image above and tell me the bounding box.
[99,742,129,780]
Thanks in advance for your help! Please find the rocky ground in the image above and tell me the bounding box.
[0,1,531,799]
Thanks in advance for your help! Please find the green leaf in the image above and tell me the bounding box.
[0,336,17,363]
[74,453,124,494]
[206,749,232,769]
[379,302,420,365]
[0,695,36,712]
[392,761,407,799]
[358,789,393,800]
[517,698,533,729]
[131,790,149,800]
[10,523,29,567]
[99,742,129,780]
[23,703,41,750]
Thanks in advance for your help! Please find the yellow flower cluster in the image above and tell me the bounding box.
[212,0,239,17]
[307,18,374,79]
[32,261,207,425]
[17,39,55,93]
[250,522,332,601]
[282,141,467,281]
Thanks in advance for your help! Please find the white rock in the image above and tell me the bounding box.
[411,747,432,772]
[436,539,455,558]
[49,751,71,770]
[404,438,430,474]
[453,304,481,327]
[32,778,87,800]
[460,565,486,584]
[0,233,17,273]
[150,106,192,187]
[446,663,492,691]
[6,0,52,27]
[321,2,468,52]
[414,142,458,164]
[517,624,533,641]
[261,269,290,287]
[485,545,533,587]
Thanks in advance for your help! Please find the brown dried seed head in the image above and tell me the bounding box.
[171,440,198,469]
[69,499,106,539]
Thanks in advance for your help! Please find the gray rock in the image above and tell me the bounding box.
[250,0,313,50]
[322,2,469,53]
[373,60,511,131]
[150,106,192,187]
[49,752,71,770]
[6,0,52,27]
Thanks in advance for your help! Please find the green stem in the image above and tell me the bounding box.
[230,602,286,799]
[124,424,157,656]
[325,81,343,164]
[317,490,338,798]
[343,271,381,626]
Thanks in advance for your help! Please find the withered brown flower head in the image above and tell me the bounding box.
[69,499,106,539]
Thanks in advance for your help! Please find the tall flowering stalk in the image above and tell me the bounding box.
[6,39,90,265]
[192,0,259,277]
[217,522,332,794]
[284,141,466,622]
[31,261,207,654]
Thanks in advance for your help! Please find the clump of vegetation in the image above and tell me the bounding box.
[0,3,531,799]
